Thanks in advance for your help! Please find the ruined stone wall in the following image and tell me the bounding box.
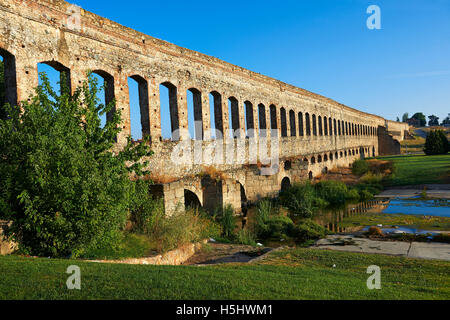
[0,0,405,214]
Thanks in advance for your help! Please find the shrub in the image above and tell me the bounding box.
[367,226,383,236]
[279,182,321,218]
[149,208,220,253]
[289,219,328,243]
[129,180,164,234]
[360,172,383,184]
[0,73,152,257]
[352,160,370,176]
[346,188,360,201]
[236,228,257,246]
[424,129,449,155]
[218,204,237,240]
[314,180,349,205]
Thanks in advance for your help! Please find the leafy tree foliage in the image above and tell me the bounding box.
[428,115,439,126]
[441,114,450,126]
[402,113,409,123]
[411,112,427,127]
[423,129,449,155]
[0,72,152,257]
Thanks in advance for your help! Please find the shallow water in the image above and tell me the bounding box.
[381,198,450,217]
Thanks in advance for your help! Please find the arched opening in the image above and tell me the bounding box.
[38,61,71,95]
[372,146,375,157]
[334,119,337,136]
[269,104,278,137]
[91,70,115,129]
[329,153,333,161]
[323,167,328,174]
[184,189,202,209]
[305,113,311,136]
[318,115,323,136]
[335,152,338,159]
[318,155,322,163]
[128,75,150,141]
[324,116,328,135]
[340,151,343,158]
[280,107,287,137]
[324,154,328,162]
[244,101,254,138]
[258,103,267,137]
[209,91,223,139]
[311,156,316,164]
[0,49,17,119]
[312,114,317,136]
[160,82,179,140]
[298,112,304,136]
[187,87,203,140]
[303,157,308,165]
[281,177,291,191]
[289,110,296,137]
[228,96,240,138]
[308,171,313,180]
[284,160,292,170]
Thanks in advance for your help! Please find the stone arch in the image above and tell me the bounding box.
[324,116,328,135]
[128,74,150,140]
[160,81,179,140]
[280,107,287,137]
[312,114,317,136]
[308,171,313,180]
[0,48,17,112]
[298,112,304,136]
[318,155,322,163]
[92,69,116,126]
[228,96,240,138]
[305,112,311,136]
[329,153,333,161]
[258,103,267,136]
[318,115,323,135]
[269,104,278,137]
[311,156,316,164]
[289,110,296,136]
[244,100,254,138]
[324,154,328,162]
[323,167,328,174]
[335,152,338,159]
[184,189,202,209]
[281,177,291,191]
[201,175,223,214]
[39,60,71,93]
[209,91,223,139]
[187,87,203,140]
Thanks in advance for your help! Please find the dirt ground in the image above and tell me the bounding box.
[183,242,272,265]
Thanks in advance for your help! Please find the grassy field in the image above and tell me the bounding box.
[1,247,449,300]
[379,154,450,186]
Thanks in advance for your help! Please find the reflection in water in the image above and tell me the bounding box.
[312,199,390,233]
[239,198,449,234]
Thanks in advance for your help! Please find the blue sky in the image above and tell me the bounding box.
[42,0,450,139]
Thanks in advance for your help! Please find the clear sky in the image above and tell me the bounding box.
[50,0,450,139]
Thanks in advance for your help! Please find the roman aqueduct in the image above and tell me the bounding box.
[0,0,410,214]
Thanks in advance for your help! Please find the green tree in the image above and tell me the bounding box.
[0,72,152,257]
[411,112,427,127]
[396,116,400,122]
[402,113,409,123]
[441,114,450,126]
[428,115,439,127]
[423,129,449,155]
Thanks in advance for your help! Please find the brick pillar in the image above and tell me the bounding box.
[177,86,189,140]
[222,93,229,140]
[149,76,161,142]
[114,73,131,148]
[238,99,245,139]
[202,91,211,140]
[16,60,38,104]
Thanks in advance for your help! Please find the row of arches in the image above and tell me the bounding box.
[303,146,375,166]
[0,48,381,142]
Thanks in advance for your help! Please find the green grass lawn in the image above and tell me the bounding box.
[1,248,449,300]
[378,154,450,186]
